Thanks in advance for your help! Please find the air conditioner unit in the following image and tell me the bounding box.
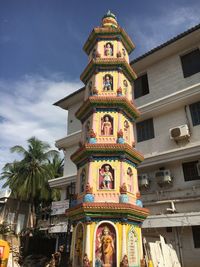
[155,170,172,187]
[169,124,190,141]
[138,174,150,190]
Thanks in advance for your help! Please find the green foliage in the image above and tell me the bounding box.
[0,137,63,207]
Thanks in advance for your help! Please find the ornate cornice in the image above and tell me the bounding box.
[83,26,135,55]
[71,143,144,166]
[66,202,149,222]
[75,96,140,122]
[80,58,137,84]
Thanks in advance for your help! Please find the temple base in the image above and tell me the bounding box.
[67,203,149,267]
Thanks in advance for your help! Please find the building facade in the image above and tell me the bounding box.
[49,23,200,267]
[0,189,31,234]
[131,24,200,267]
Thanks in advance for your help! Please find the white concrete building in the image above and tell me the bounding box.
[49,24,200,266]
[132,24,200,267]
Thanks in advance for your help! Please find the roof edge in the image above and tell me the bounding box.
[53,87,85,106]
[131,23,200,65]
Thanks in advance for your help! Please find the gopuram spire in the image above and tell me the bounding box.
[67,12,149,267]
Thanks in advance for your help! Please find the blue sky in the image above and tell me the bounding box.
[0,0,200,173]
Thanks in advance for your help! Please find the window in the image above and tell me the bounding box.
[166,227,172,233]
[182,161,200,181]
[66,182,76,200]
[190,101,200,126]
[180,49,200,78]
[134,73,149,99]
[136,118,155,142]
[192,226,200,248]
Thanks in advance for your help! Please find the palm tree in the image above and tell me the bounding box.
[47,153,64,201]
[0,137,59,227]
[1,161,22,194]
[48,153,64,178]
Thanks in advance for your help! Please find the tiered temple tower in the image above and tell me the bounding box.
[67,11,149,267]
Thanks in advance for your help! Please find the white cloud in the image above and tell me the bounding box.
[125,6,200,57]
[0,75,82,172]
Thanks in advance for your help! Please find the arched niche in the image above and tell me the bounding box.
[127,167,133,192]
[124,119,130,143]
[95,222,117,267]
[99,164,115,190]
[123,79,128,96]
[104,42,113,56]
[127,226,139,267]
[101,114,113,136]
[74,223,84,266]
[103,74,113,91]
[122,47,126,57]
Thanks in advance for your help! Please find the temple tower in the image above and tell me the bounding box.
[67,11,149,267]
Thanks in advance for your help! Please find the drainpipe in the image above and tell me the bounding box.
[184,105,192,133]
[144,197,200,206]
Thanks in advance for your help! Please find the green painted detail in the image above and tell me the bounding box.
[83,29,134,55]
[81,60,136,84]
[72,147,143,166]
[76,100,139,124]
[68,211,147,223]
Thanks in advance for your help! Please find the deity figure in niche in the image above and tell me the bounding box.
[96,224,116,267]
[99,164,114,189]
[123,79,128,96]
[124,120,130,142]
[103,74,113,91]
[104,42,113,56]
[101,115,113,135]
[122,48,126,56]
[80,169,86,193]
[127,167,133,192]
[75,225,83,266]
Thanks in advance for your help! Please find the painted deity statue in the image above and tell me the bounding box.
[123,80,128,96]
[104,43,113,56]
[99,165,114,189]
[103,75,112,91]
[102,116,112,135]
[127,167,133,192]
[124,120,129,142]
[98,226,115,266]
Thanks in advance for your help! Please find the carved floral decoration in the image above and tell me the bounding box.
[117,51,122,58]
[89,129,96,138]
[120,183,128,194]
[85,183,93,194]
[117,129,124,138]
[117,87,123,96]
